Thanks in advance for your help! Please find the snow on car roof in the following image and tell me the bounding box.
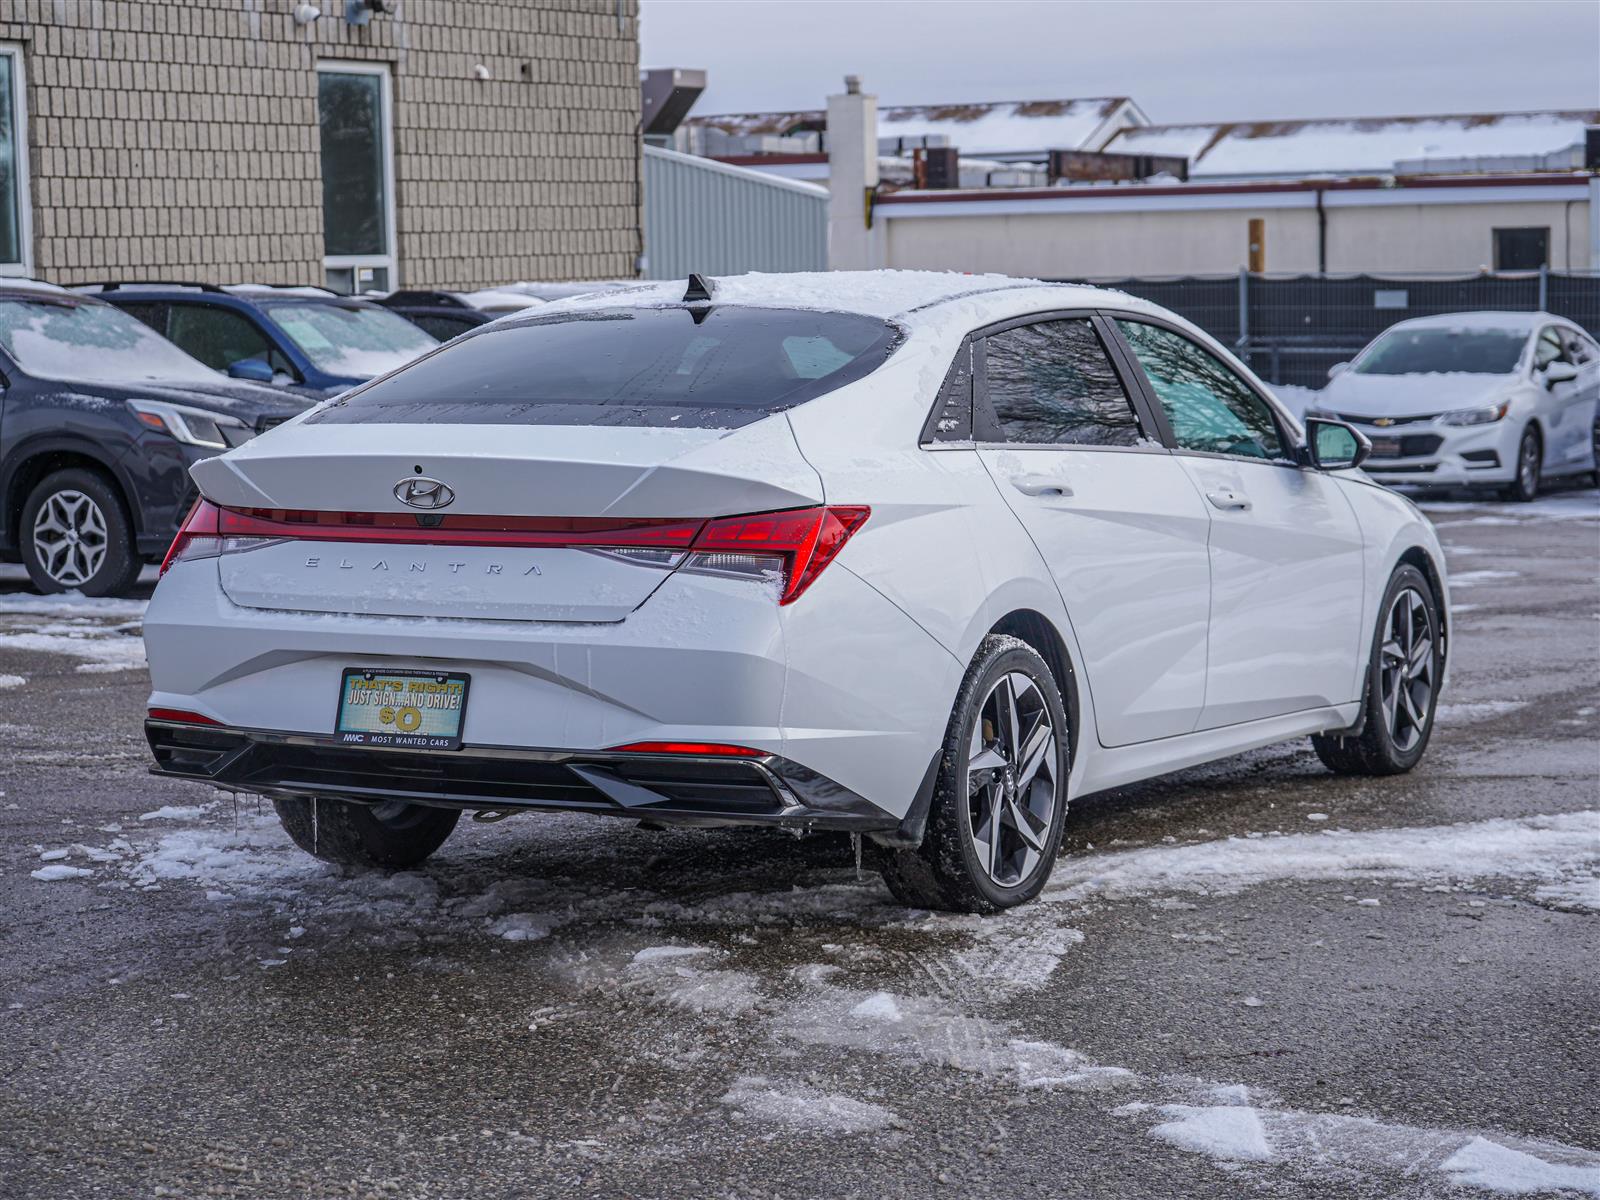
[460,288,546,312]
[529,270,1141,325]
[1383,311,1552,334]
[0,278,71,295]
[223,284,346,300]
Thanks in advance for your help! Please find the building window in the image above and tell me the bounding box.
[1492,227,1549,272]
[317,63,395,294]
[0,45,31,275]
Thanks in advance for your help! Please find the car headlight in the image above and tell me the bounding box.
[127,400,252,449]
[1437,401,1511,427]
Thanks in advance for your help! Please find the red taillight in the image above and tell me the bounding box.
[607,741,766,757]
[159,500,867,604]
[691,505,869,604]
[209,508,704,550]
[158,499,221,576]
[147,707,222,726]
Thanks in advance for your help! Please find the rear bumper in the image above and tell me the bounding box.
[145,717,900,833]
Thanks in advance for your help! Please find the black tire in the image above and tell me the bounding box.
[1500,425,1541,503]
[1312,564,1441,776]
[19,468,143,596]
[873,635,1069,914]
[273,796,460,868]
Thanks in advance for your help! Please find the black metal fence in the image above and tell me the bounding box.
[1054,270,1600,389]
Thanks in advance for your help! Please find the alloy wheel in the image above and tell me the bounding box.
[32,489,109,587]
[1517,431,1540,500]
[965,671,1058,887]
[1377,587,1436,753]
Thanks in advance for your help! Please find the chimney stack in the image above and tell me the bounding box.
[827,75,881,270]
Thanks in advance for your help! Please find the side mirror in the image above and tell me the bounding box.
[1327,361,1350,381]
[227,357,275,384]
[1543,361,1579,388]
[1305,417,1370,471]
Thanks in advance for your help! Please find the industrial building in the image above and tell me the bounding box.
[0,0,642,291]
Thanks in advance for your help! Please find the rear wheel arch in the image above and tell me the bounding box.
[986,609,1079,765]
[1396,544,1447,668]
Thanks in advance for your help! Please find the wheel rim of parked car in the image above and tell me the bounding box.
[966,671,1057,887]
[1518,433,1540,498]
[1378,587,1435,753]
[32,489,109,587]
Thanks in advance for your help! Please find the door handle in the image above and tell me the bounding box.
[1012,474,1074,498]
[1207,489,1251,511]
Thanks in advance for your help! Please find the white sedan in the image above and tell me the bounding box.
[1309,312,1600,500]
[141,271,1449,913]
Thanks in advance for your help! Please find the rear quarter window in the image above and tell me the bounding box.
[307,306,902,428]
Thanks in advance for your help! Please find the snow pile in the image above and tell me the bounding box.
[139,805,208,822]
[1144,1102,1274,1162]
[720,1076,897,1135]
[1443,1137,1600,1196]
[0,629,146,672]
[1118,1098,1600,1196]
[0,674,24,689]
[0,590,148,671]
[30,864,94,882]
[1047,811,1599,907]
[0,593,148,620]
[1422,493,1598,524]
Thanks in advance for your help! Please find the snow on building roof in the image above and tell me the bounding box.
[687,97,1143,156]
[1104,109,1600,179]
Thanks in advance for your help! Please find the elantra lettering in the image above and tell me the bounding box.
[304,556,541,576]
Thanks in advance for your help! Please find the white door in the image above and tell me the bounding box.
[1534,325,1600,471]
[972,315,1212,747]
[1112,317,1367,730]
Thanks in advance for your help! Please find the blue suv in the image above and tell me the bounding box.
[0,281,309,595]
[78,283,439,399]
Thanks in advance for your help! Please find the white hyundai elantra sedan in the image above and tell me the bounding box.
[144,272,1450,913]
[1309,311,1600,500]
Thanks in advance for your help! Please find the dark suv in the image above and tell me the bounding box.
[373,288,541,341]
[0,281,309,595]
[79,282,438,399]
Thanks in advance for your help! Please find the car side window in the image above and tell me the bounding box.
[1115,319,1284,461]
[410,313,478,341]
[114,301,168,335]
[1565,330,1597,364]
[1534,328,1566,370]
[168,304,289,376]
[981,318,1144,447]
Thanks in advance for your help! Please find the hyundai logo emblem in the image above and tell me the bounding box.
[393,476,456,510]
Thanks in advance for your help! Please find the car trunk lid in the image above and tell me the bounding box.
[189,419,823,622]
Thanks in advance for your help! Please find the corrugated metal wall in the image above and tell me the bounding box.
[643,145,828,279]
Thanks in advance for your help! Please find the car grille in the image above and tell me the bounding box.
[1398,434,1444,457]
[1338,412,1436,428]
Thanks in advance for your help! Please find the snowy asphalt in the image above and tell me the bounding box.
[1,488,1597,1199]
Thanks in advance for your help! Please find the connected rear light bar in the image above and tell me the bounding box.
[160,500,869,604]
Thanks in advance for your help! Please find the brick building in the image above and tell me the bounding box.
[0,0,642,291]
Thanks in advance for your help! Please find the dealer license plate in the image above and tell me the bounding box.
[1367,436,1402,458]
[335,668,470,751]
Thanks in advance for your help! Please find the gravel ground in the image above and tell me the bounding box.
[1,487,1596,1199]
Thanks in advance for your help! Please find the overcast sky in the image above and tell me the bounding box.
[640,0,1600,124]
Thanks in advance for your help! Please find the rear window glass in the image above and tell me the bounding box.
[308,306,902,428]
